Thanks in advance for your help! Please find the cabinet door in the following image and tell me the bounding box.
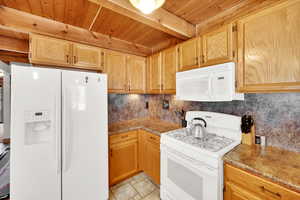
[138,130,146,171]
[109,139,138,185]
[178,38,199,71]
[126,55,146,93]
[202,24,234,66]
[144,134,160,185]
[225,182,264,200]
[72,43,102,70]
[29,34,72,67]
[237,1,300,92]
[105,50,127,93]
[162,47,177,94]
[147,53,162,93]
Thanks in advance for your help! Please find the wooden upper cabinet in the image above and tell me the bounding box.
[237,1,300,92]
[105,50,127,93]
[72,43,103,70]
[147,53,162,93]
[161,47,178,94]
[178,37,200,71]
[202,24,234,66]
[30,34,72,67]
[126,55,146,93]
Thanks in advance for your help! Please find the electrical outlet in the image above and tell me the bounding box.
[162,100,169,110]
[145,101,149,109]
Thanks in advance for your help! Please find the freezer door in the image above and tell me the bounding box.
[10,65,61,200]
[62,71,108,200]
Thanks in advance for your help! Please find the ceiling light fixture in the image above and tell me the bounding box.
[129,0,165,14]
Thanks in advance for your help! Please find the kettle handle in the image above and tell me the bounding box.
[193,117,207,127]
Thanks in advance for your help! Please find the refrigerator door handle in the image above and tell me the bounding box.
[55,95,61,175]
[62,88,69,172]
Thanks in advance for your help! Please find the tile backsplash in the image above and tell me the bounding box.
[108,93,300,152]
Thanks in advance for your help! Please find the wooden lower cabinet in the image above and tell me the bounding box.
[143,131,161,185]
[109,130,160,186]
[225,182,264,200]
[224,163,300,200]
[109,131,138,185]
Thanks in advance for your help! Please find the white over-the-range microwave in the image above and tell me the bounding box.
[176,62,244,102]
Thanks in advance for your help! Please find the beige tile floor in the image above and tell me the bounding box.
[109,172,160,200]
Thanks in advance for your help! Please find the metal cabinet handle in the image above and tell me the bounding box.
[110,149,113,157]
[74,56,77,64]
[260,186,281,199]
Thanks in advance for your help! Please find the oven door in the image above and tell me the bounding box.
[161,147,219,200]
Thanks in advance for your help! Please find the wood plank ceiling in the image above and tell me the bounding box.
[0,0,287,55]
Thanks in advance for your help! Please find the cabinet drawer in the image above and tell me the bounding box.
[109,131,138,144]
[225,164,300,200]
[145,132,160,146]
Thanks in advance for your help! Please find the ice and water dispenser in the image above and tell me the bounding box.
[25,110,52,145]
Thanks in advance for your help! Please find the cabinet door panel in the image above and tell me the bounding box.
[105,51,127,93]
[202,24,234,66]
[73,43,101,70]
[237,1,300,92]
[127,55,146,93]
[30,34,71,66]
[144,134,160,185]
[147,53,162,93]
[109,139,138,185]
[178,38,199,71]
[162,47,177,94]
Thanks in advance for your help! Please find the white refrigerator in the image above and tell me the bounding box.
[10,63,108,200]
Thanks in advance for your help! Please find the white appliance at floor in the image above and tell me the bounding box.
[10,63,109,200]
[161,111,242,200]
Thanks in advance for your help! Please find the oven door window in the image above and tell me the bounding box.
[165,152,219,200]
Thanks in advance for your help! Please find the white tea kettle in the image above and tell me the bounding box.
[191,117,207,139]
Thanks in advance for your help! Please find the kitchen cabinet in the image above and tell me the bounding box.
[72,43,103,70]
[147,53,162,94]
[104,50,127,93]
[202,23,235,66]
[109,131,139,185]
[178,37,200,71]
[29,33,72,67]
[224,163,300,200]
[29,33,104,71]
[225,181,264,200]
[161,47,177,94]
[142,131,161,185]
[126,55,146,93]
[236,1,300,92]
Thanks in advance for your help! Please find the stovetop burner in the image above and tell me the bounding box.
[167,128,234,152]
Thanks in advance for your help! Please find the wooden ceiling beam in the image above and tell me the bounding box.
[89,0,195,40]
[0,50,29,63]
[0,6,152,56]
[0,35,29,53]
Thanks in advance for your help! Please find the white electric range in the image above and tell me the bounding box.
[160,111,242,200]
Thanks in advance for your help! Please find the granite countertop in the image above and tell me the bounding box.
[224,144,300,192]
[108,118,181,136]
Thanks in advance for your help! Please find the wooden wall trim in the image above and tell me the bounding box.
[0,6,151,56]
[0,35,29,53]
[89,0,195,40]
